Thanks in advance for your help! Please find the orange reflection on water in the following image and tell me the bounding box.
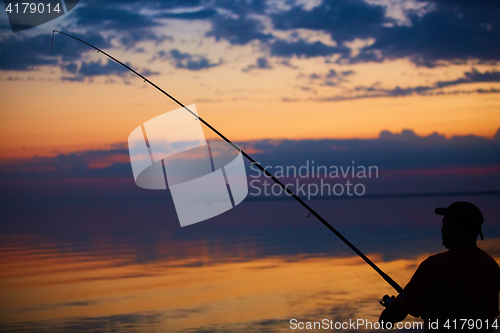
[1,236,498,332]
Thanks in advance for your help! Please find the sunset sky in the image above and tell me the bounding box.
[1,2,500,331]
[1,0,500,159]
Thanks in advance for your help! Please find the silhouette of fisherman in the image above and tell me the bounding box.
[379,202,500,332]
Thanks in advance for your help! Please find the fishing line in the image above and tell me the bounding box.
[50,30,403,294]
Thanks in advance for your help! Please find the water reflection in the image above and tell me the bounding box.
[1,235,498,332]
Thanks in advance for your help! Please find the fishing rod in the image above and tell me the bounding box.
[51,30,403,294]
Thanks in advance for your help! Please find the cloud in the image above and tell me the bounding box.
[0,32,111,71]
[495,128,500,141]
[242,57,272,72]
[304,69,500,101]
[63,63,78,74]
[82,0,204,7]
[379,129,445,142]
[3,128,500,181]
[155,49,221,70]
[0,148,132,179]
[60,76,85,82]
[0,36,53,71]
[242,130,500,173]
[223,0,498,66]
[355,0,500,66]
[203,0,499,67]
[371,68,500,97]
[266,0,500,66]
[157,8,218,20]
[270,39,348,58]
[72,7,158,30]
[60,60,158,81]
[326,69,338,78]
[70,1,264,48]
[306,68,354,87]
[4,0,499,75]
[309,87,500,102]
[356,84,433,97]
[79,60,130,77]
[3,0,499,74]
[0,6,166,74]
[256,57,272,69]
[214,0,267,15]
[69,6,168,48]
[119,31,171,50]
[435,68,500,88]
[271,0,389,43]
[140,68,161,76]
[206,16,272,45]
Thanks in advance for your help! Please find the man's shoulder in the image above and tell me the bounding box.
[476,246,500,268]
[420,250,449,266]
[422,246,500,274]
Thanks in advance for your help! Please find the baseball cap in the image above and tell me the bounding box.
[435,202,484,240]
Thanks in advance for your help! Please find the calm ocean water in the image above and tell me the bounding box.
[1,195,499,332]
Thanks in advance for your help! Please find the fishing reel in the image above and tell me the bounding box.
[380,294,395,307]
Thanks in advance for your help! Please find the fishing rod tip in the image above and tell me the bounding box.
[49,31,56,51]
